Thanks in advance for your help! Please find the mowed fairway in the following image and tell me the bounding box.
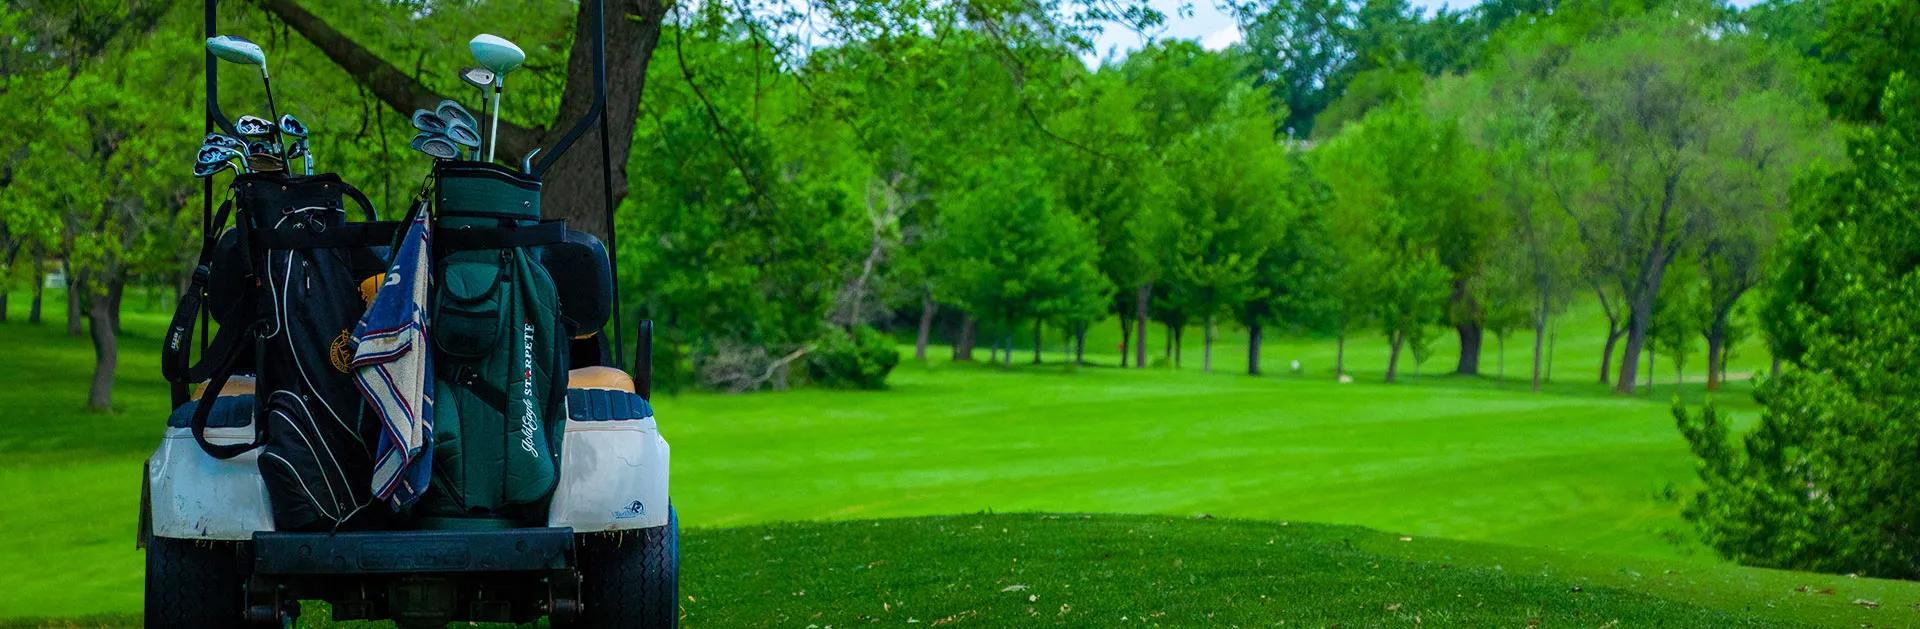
[3,290,1899,626]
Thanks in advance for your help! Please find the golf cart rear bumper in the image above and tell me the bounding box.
[252,527,573,574]
[245,527,582,625]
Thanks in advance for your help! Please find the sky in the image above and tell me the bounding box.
[1086,0,1769,63]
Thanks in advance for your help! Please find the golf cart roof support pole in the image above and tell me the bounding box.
[591,0,626,370]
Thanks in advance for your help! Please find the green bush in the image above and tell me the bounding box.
[808,326,900,390]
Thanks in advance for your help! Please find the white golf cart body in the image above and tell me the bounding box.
[146,386,672,540]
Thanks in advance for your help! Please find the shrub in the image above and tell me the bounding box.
[808,326,900,390]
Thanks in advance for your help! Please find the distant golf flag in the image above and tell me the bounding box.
[352,205,435,508]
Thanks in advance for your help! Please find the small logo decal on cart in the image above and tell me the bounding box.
[613,500,645,520]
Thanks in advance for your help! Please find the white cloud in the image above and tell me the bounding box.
[1201,25,1243,51]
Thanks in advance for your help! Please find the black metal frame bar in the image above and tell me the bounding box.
[252,527,575,575]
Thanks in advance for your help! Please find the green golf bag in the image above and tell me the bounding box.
[416,162,570,526]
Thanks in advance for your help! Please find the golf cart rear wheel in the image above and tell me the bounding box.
[145,536,247,629]
[562,507,679,629]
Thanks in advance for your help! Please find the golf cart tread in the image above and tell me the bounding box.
[565,508,678,629]
[146,536,246,629]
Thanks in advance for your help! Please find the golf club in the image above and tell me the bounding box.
[457,67,495,150]
[249,153,286,173]
[197,145,249,172]
[193,160,236,179]
[469,34,525,162]
[409,132,461,160]
[279,115,312,175]
[203,133,247,152]
[444,120,483,154]
[410,109,448,136]
[207,35,283,153]
[521,148,541,173]
[437,100,479,132]
[246,141,278,157]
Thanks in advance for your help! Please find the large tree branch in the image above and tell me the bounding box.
[255,0,540,150]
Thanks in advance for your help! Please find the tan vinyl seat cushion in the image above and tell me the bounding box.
[568,366,635,393]
[190,376,256,401]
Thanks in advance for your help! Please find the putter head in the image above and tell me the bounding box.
[469,34,525,78]
[193,160,235,178]
[203,133,246,151]
[278,114,309,138]
[235,115,275,138]
[444,121,483,149]
[459,67,496,90]
[410,109,448,135]
[197,145,244,166]
[206,35,266,67]
[436,100,478,129]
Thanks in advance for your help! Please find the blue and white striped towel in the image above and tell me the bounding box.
[351,206,434,508]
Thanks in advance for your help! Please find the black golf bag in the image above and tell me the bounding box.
[163,172,397,532]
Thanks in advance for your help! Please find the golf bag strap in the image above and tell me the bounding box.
[190,323,267,460]
[163,199,236,404]
[255,221,404,250]
[436,220,566,253]
[440,362,509,414]
[342,183,377,223]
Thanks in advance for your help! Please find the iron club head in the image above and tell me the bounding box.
[194,160,236,178]
[203,133,246,151]
[436,100,478,130]
[410,110,448,136]
[235,115,276,139]
[277,114,308,138]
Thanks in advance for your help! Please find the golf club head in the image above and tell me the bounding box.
[203,133,247,151]
[249,153,286,172]
[197,145,244,166]
[193,160,236,178]
[235,115,276,138]
[460,67,496,90]
[410,109,448,135]
[444,120,483,150]
[206,35,266,67]
[469,34,526,77]
[278,114,309,138]
[246,141,281,157]
[436,100,479,130]
[409,133,461,160]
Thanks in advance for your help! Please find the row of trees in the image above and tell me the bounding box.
[620,0,1836,393]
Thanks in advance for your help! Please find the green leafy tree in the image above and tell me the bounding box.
[1678,76,1920,578]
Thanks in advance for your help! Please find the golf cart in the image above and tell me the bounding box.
[139,1,676,627]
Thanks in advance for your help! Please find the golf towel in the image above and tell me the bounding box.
[352,204,434,508]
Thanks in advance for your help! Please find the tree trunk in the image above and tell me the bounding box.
[261,0,668,243]
[914,296,936,361]
[1118,315,1132,368]
[1201,318,1214,372]
[28,257,43,324]
[1134,283,1150,369]
[1704,320,1726,392]
[1771,355,1781,378]
[1173,325,1184,369]
[65,264,84,338]
[954,316,976,361]
[1336,333,1347,378]
[0,276,8,323]
[1247,322,1263,376]
[1032,321,1042,365]
[1003,334,1013,368]
[1075,323,1086,365]
[1454,322,1483,375]
[1643,340,1654,394]
[85,275,123,412]
[1163,321,1174,360]
[1386,330,1403,383]
[1531,318,1546,393]
[1598,326,1623,385]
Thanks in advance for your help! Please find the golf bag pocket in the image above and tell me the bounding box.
[434,261,505,359]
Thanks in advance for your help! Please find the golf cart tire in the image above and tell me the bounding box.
[564,507,679,629]
[145,536,248,629]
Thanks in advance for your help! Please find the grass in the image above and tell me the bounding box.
[1,287,1914,627]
